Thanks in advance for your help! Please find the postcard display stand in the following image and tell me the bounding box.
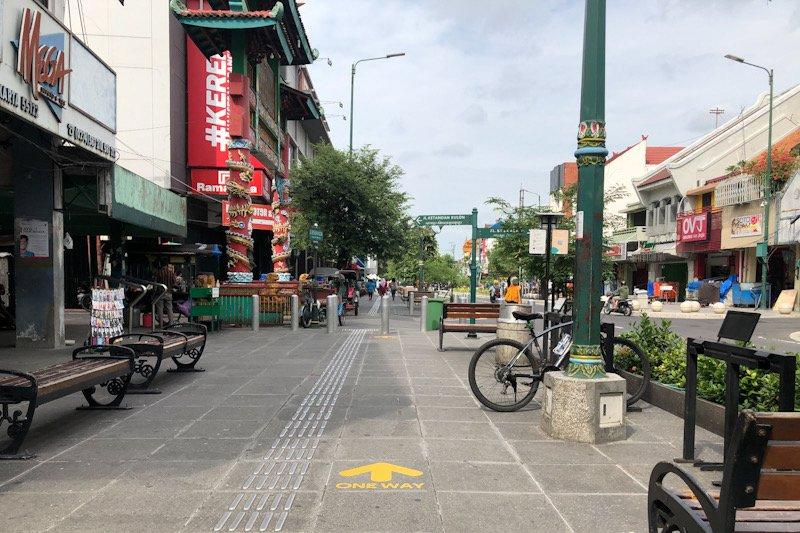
[90,288,125,344]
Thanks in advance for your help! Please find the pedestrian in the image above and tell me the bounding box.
[154,261,178,327]
[378,278,388,297]
[366,277,376,300]
[390,278,398,300]
[504,276,521,304]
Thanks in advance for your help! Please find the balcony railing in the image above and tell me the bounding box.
[715,174,761,207]
[611,226,647,244]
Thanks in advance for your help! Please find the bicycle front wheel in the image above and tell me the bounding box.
[603,336,651,406]
[468,338,541,412]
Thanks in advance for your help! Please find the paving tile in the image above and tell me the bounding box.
[512,441,611,465]
[493,421,554,441]
[150,438,249,461]
[218,460,332,492]
[0,491,95,531]
[177,418,265,439]
[594,441,680,465]
[419,420,500,440]
[416,406,491,422]
[0,460,126,493]
[334,437,426,463]
[551,494,648,532]
[527,463,646,494]
[437,492,569,532]
[315,490,442,532]
[341,419,422,438]
[115,459,233,491]
[186,491,322,532]
[427,438,516,463]
[62,438,166,462]
[200,404,281,421]
[429,461,541,493]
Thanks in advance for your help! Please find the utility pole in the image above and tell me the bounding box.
[709,107,725,128]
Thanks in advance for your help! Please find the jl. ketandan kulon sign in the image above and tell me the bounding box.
[0,1,117,160]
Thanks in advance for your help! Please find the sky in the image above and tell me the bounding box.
[300,0,800,255]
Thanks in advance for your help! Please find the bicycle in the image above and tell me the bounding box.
[467,310,650,412]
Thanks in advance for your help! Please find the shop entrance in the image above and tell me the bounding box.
[661,262,688,302]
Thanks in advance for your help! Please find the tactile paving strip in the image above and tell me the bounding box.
[214,328,367,532]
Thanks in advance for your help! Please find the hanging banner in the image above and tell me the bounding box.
[221,201,273,231]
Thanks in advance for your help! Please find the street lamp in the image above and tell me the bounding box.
[537,212,564,314]
[725,53,774,309]
[349,52,406,154]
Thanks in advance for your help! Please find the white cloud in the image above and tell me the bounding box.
[300,0,800,254]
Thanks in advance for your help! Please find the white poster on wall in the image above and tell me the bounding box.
[16,218,49,258]
[529,229,546,254]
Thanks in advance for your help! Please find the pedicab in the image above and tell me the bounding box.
[339,269,361,316]
[300,269,345,327]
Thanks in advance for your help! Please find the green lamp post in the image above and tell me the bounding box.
[349,53,406,154]
[568,0,608,378]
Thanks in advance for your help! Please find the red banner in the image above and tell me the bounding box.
[678,212,709,242]
[190,168,265,197]
[221,201,273,231]
[186,38,265,173]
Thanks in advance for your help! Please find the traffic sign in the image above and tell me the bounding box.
[415,214,472,227]
[476,227,518,239]
[309,228,323,243]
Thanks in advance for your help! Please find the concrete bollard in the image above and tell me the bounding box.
[327,294,338,334]
[381,294,390,335]
[291,294,299,331]
[420,296,428,332]
[408,291,415,315]
[252,294,260,332]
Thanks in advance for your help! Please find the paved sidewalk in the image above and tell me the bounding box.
[0,302,722,532]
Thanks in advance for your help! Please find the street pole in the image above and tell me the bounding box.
[723,55,775,309]
[569,0,608,378]
[419,234,424,290]
[761,70,774,309]
[544,221,553,314]
[349,53,406,155]
[468,208,478,337]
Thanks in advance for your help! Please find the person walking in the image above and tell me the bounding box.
[154,261,178,327]
[366,277,376,300]
[377,278,388,298]
[390,278,398,300]
[504,276,521,304]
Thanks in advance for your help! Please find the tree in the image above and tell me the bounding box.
[291,145,409,265]
[486,183,626,284]
[385,225,437,283]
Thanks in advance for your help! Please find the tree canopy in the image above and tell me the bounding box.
[291,145,409,265]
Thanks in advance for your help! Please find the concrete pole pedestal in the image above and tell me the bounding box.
[419,296,428,332]
[540,371,627,443]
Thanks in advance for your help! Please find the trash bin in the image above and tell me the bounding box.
[496,318,530,364]
[426,298,445,331]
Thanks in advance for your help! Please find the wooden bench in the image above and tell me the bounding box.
[648,411,800,532]
[438,302,500,351]
[402,290,434,303]
[0,345,135,459]
[109,323,207,393]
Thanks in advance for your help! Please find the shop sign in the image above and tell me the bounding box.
[186,39,265,174]
[221,200,273,231]
[731,214,762,238]
[678,212,709,242]
[0,1,117,160]
[190,168,265,197]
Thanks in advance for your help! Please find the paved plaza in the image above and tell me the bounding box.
[0,301,724,532]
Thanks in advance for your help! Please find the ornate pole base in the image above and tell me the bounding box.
[564,344,606,379]
[540,370,627,443]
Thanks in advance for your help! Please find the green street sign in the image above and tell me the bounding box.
[309,228,323,243]
[476,227,518,239]
[416,214,472,227]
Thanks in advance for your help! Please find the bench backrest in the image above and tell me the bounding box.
[443,303,500,320]
[719,411,800,526]
[412,291,435,300]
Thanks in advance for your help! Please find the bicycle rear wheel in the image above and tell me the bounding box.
[468,338,541,412]
[603,336,651,406]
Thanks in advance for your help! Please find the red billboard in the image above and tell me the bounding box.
[678,212,709,242]
[221,201,273,231]
[190,168,265,197]
[186,38,266,180]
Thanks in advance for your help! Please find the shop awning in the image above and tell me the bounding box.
[280,83,320,120]
[111,166,187,238]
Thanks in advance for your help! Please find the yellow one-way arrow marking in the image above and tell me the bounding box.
[339,462,423,483]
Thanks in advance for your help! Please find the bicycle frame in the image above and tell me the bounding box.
[502,320,574,373]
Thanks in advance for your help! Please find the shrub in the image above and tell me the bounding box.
[618,314,799,411]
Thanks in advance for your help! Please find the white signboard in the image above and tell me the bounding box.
[529,229,546,254]
[16,217,48,258]
[0,2,117,160]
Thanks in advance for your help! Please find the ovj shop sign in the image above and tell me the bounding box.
[0,1,117,160]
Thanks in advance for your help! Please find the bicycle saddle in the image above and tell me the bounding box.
[512,311,543,321]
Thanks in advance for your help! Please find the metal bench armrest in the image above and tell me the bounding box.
[0,368,37,400]
[164,322,208,338]
[109,333,165,345]
[72,345,136,373]
[648,461,717,532]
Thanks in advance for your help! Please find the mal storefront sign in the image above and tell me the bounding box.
[190,168,266,197]
[221,201,273,231]
[0,1,117,160]
[678,212,709,242]
[731,214,762,238]
[186,39,267,183]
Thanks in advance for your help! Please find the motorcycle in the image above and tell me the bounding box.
[603,294,633,316]
[77,283,92,311]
